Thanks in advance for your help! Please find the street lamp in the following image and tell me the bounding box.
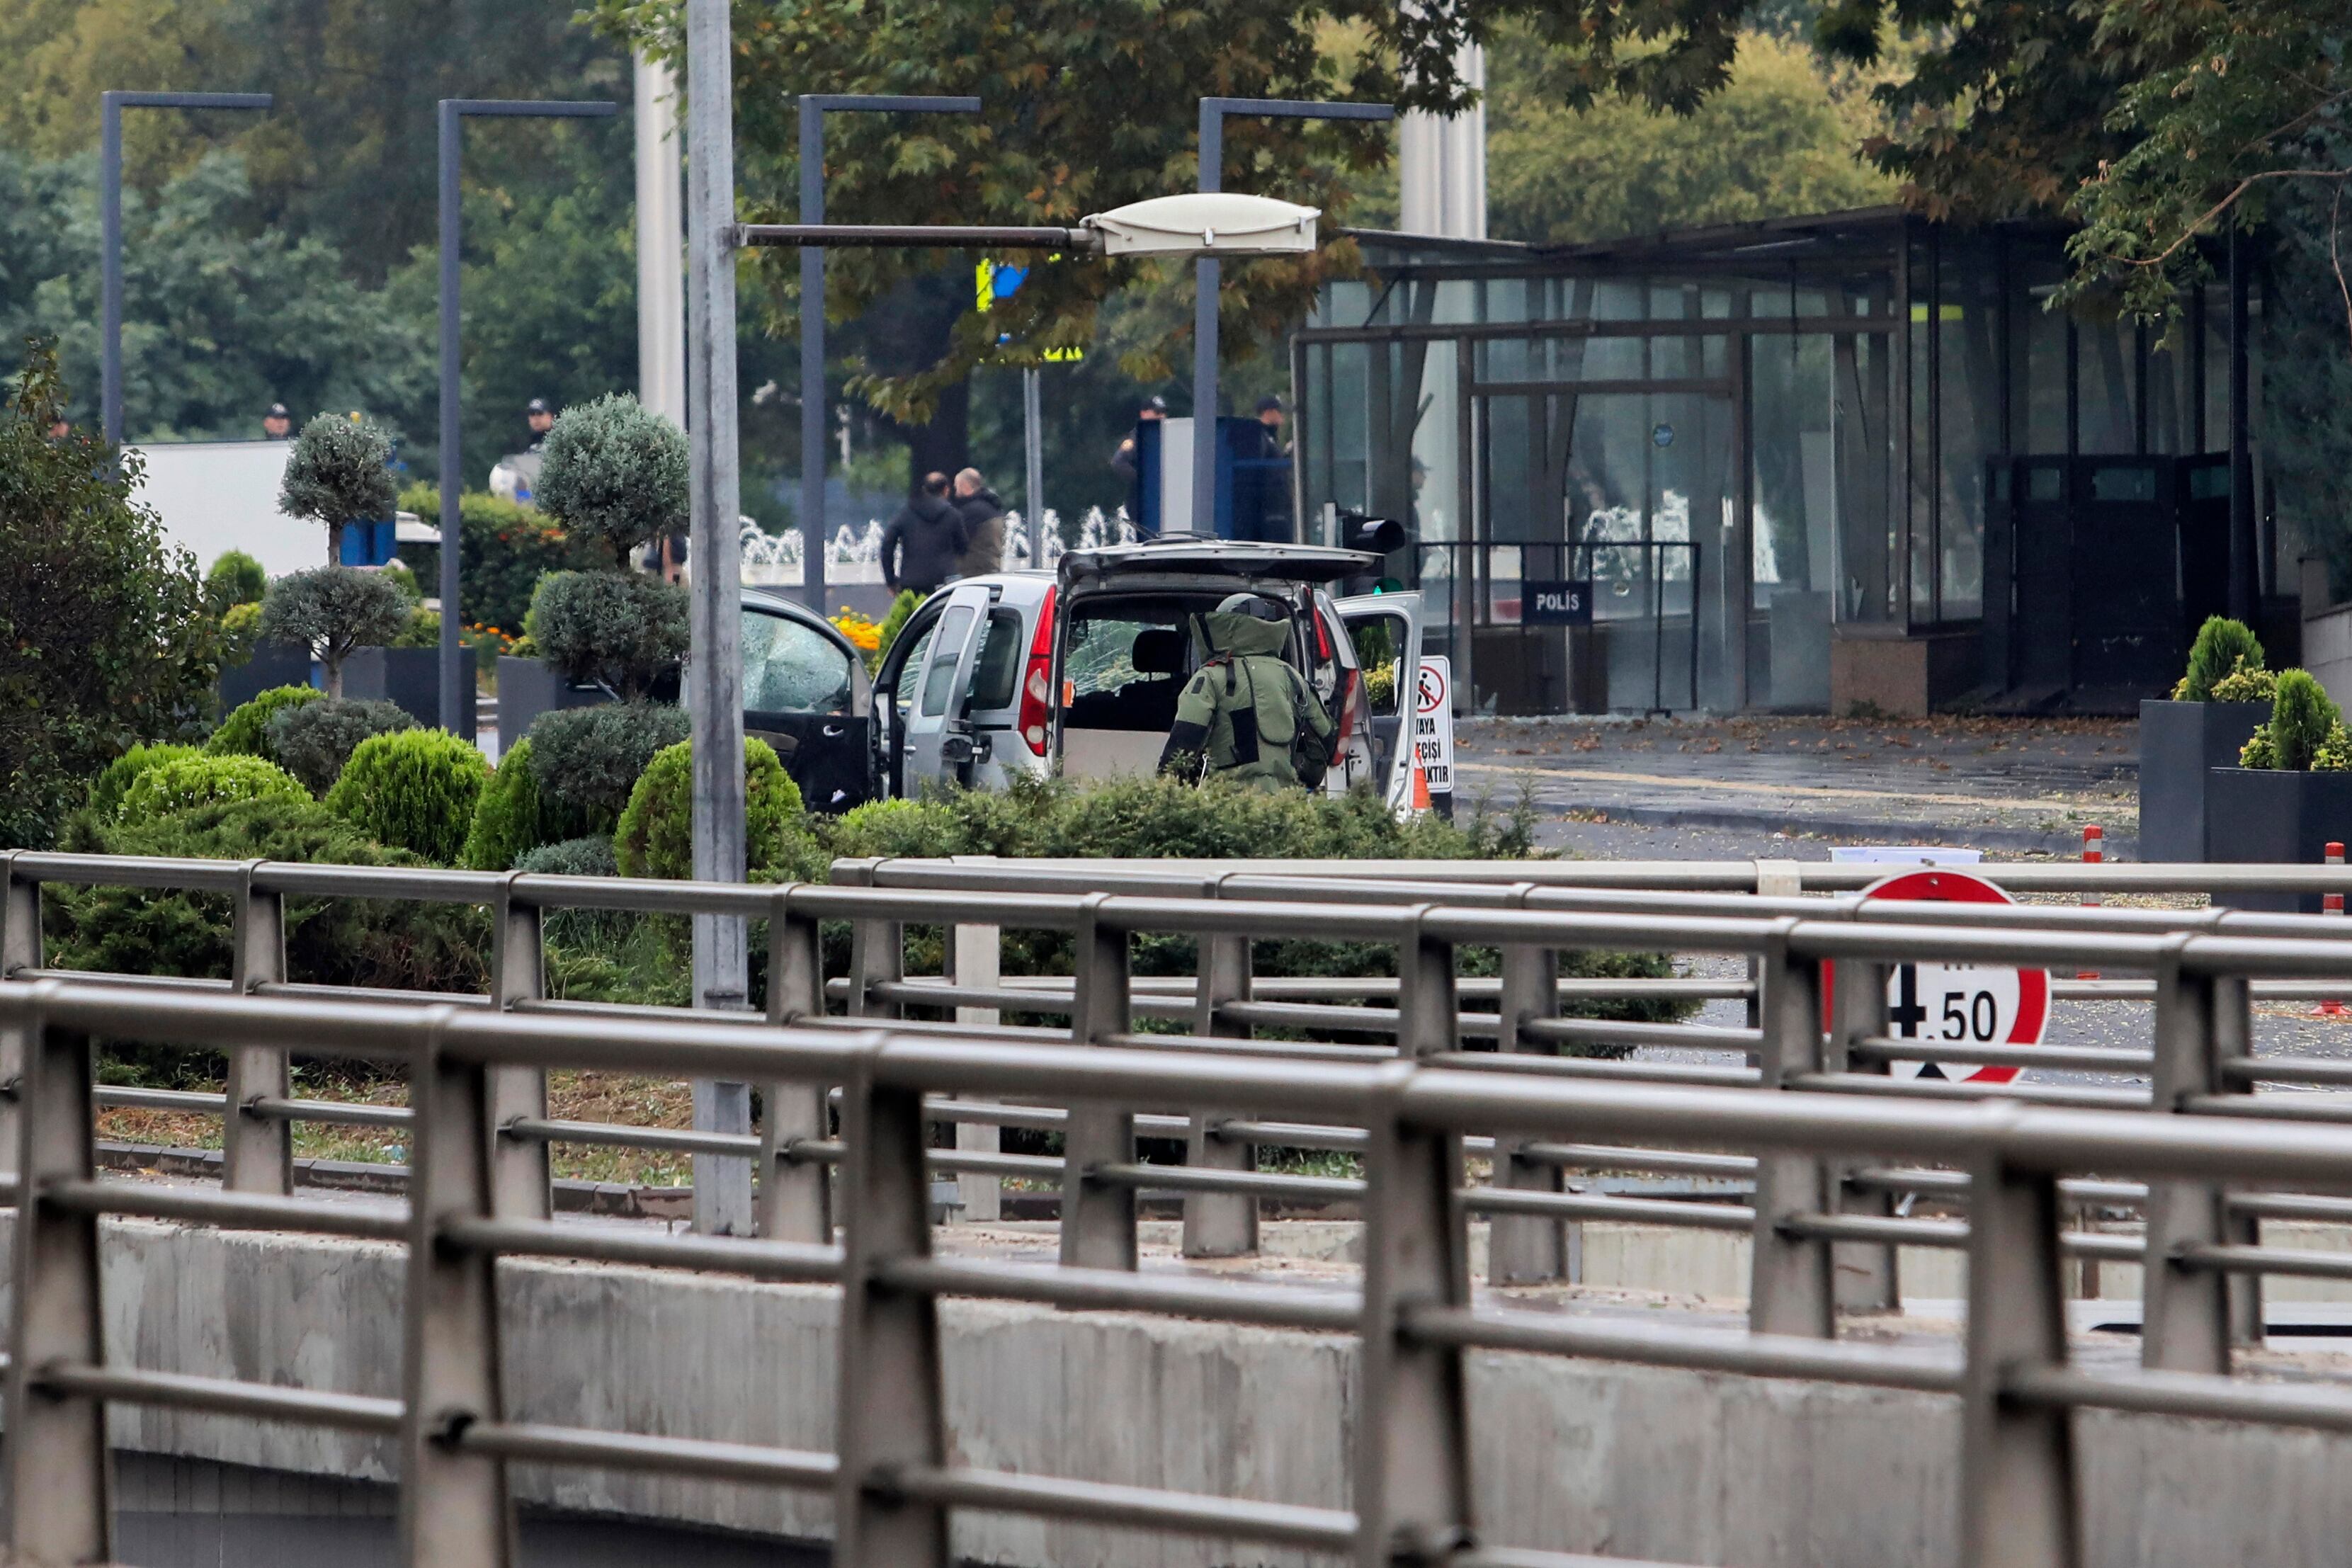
[436,98,619,735]
[797,95,982,613]
[1189,97,1394,537]
[100,91,273,445]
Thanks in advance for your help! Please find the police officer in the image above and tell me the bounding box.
[1157,593,1336,791]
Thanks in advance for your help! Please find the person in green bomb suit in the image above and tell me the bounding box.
[1156,593,1336,792]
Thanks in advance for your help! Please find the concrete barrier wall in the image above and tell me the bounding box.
[11,1214,2352,1567]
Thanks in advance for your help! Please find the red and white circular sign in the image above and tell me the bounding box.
[1835,869,2050,1084]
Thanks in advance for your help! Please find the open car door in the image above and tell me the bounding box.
[899,581,995,792]
[1337,591,1425,812]
[739,599,874,813]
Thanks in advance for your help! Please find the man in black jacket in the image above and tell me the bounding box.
[953,467,1006,576]
[880,471,970,596]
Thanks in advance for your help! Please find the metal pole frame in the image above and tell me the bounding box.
[797,94,982,613]
[100,91,273,446]
[1191,97,1394,537]
[436,97,618,734]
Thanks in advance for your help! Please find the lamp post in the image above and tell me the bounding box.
[798,95,982,613]
[436,98,618,734]
[100,91,273,445]
[1189,98,1393,537]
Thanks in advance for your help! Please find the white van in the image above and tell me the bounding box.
[870,539,1427,810]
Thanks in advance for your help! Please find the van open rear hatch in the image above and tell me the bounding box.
[1057,538,1378,590]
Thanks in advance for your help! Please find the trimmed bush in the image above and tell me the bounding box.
[324,729,491,863]
[120,754,309,819]
[270,697,416,796]
[460,738,587,870]
[527,570,688,698]
[527,701,688,827]
[209,684,322,761]
[89,742,204,818]
[392,606,440,649]
[514,835,635,948]
[219,601,265,666]
[534,393,689,564]
[2176,616,2267,703]
[205,550,266,613]
[2272,669,2339,771]
[256,565,410,697]
[875,589,921,659]
[279,414,397,564]
[394,484,609,635]
[616,737,807,879]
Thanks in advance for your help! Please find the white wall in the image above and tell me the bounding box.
[129,440,323,578]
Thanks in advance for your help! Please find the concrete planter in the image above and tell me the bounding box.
[497,655,610,749]
[2206,766,2352,912]
[341,647,475,739]
[217,647,314,711]
[2138,699,2270,861]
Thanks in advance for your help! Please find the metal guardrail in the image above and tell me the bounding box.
[6,976,2352,1567]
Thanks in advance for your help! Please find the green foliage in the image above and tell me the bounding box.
[208,684,322,763]
[525,701,689,829]
[875,589,922,659]
[2269,670,2340,772]
[526,570,689,698]
[615,737,807,880]
[391,606,440,649]
[2314,721,2352,773]
[2207,660,2277,705]
[269,697,416,797]
[0,337,219,850]
[379,557,421,604]
[219,601,266,667]
[2176,618,2268,703]
[324,729,491,863]
[256,564,411,697]
[393,485,610,639]
[513,834,636,948]
[2240,725,2276,770]
[533,393,689,563]
[119,754,308,819]
[88,742,203,818]
[460,738,586,871]
[279,413,397,546]
[205,550,267,613]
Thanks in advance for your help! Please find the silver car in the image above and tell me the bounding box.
[871,539,1426,809]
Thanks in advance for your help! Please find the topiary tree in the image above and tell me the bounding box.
[526,569,688,698]
[88,742,205,818]
[526,700,689,828]
[2270,669,2340,771]
[256,565,411,697]
[533,393,688,566]
[324,728,492,863]
[615,737,806,879]
[120,754,310,819]
[268,696,416,796]
[205,550,268,614]
[460,737,588,870]
[209,684,324,761]
[280,414,397,566]
[2176,617,2268,703]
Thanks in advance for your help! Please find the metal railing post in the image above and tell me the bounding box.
[1958,1138,2079,1568]
[1355,1069,1474,1566]
[399,1006,518,1567]
[834,1043,950,1567]
[1397,905,1459,1060]
[843,862,903,1020]
[4,987,114,1563]
[223,861,292,1195]
[949,917,1003,1222]
[1061,894,1136,1270]
[0,852,41,1179]
[488,875,550,1222]
[2143,943,2254,1370]
[1826,951,1897,1313]
[1184,876,1256,1259]
[1490,902,1571,1285]
[1749,918,1834,1337]
[759,886,831,1243]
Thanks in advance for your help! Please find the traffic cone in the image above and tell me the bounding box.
[2321,842,2346,1016]
[2077,824,2102,980]
[1410,755,1432,813]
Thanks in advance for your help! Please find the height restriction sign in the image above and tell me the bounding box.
[1832,869,2049,1084]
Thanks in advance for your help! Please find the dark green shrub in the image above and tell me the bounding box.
[205,550,267,613]
[394,484,608,636]
[120,754,309,818]
[89,742,204,817]
[269,696,416,796]
[461,738,588,870]
[615,737,807,878]
[533,392,688,564]
[2177,617,2267,703]
[514,834,635,948]
[208,684,322,762]
[256,565,410,697]
[2271,669,2339,771]
[279,414,396,565]
[527,570,688,698]
[527,701,688,828]
[324,729,491,863]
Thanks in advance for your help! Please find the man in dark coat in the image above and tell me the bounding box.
[953,467,1007,576]
[880,470,970,596]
